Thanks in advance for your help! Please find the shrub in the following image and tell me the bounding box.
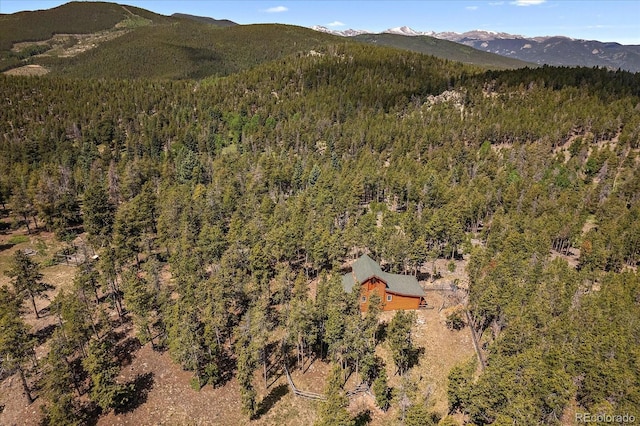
[446,311,465,331]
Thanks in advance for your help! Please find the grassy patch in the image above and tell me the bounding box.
[116,16,153,29]
[7,235,29,245]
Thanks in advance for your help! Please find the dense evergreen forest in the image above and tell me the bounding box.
[1,41,640,425]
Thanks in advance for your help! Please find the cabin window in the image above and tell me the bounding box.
[386,294,392,302]
[361,296,367,302]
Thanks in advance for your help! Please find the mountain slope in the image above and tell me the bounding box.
[40,23,341,79]
[353,33,532,70]
[447,33,640,72]
[1,2,535,79]
[171,13,237,27]
[315,26,640,72]
[0,1,171,50]
[0,1,175,72]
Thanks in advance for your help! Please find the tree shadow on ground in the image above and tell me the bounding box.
[376,321,388,343]
[0,243,14,252]
[216,350,236,387]
[254,383,288,419]
[81,401,102,426]
[114,336,141,367]
[354,409,372,426]
[33,323,56,345]
[0,221,10,232]
[115,372,154,414]
[265,341,285,387]
[408,346,425,371]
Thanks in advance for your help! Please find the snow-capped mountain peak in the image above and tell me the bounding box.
[445,30,525,41]
[311,25,330,33]
[311,25,369,37]
[308,24,640,72]
[384,26,434,37]
[309,25,521,40]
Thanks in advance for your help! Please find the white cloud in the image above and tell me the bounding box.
[265,6,288,13]
[489,1,505,5]
[466,5,479,10]
[511,0,546,5]
[327,21,345,27]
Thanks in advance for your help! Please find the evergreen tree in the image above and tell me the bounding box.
[0,286,35,403]
[10,185,36,233]
[364,291,382,347]
[165,300,217,389]
[83,179,115,248]
[447,358,475,414]
[122,270,155,345]
[51,289,93,358]
[83,338,131,412]
[404,401,434,426]
[33,165,80,236]
[98,247,123,318]
[387,310,416,376]
[287,272,317,370]
[40,334,82,426]
[5,250,50,318]
[74,260,100,306]
[314,364,354,426]
[235,324,257,418]
[372,367,391,411]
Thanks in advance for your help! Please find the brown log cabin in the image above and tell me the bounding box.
[342,254,426,311]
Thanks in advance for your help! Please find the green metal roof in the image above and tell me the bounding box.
[342,254,425,297]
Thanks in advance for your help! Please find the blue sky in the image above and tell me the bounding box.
[2,1,639,44]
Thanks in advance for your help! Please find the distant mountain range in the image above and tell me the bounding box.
[0,2,535,78]
[2,2,638,78]
[312,26,640,72]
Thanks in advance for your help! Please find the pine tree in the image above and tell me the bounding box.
[387,310,416,376]
[51,289,94,357]
[287,272,317,370]
[447,358,475,414]
[372,367,391,411]
[10,186,36,234]
[33,165,80,236]
[404,401,434,426]
[76,260,101,304]
[235,327,257,418]
[0,286,35,403]
[314,364,354,426]
[122,270,155,345]
[83,180,115,248]
[83,338,131,412]
[40,334,81,426]
[249,296,272,388]
[98,247,123,318]
[364,291,382,347]
[5,250,51,318]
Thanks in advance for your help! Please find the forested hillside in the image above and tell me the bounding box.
[43,23,341,79]
[0,1,175,72]
[1,2,532,79]
[0,1,170,50]
[1,41,639,425]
